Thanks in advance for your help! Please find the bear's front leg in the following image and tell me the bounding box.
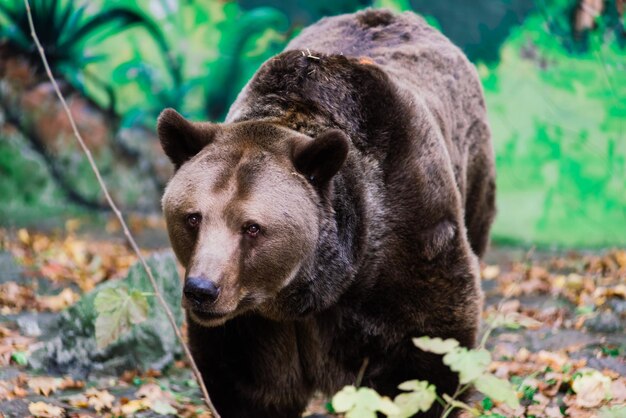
[187,314,314,418]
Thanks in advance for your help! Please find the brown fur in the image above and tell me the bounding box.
[159,9,495,418]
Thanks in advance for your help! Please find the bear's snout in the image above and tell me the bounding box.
[184,277,221,306]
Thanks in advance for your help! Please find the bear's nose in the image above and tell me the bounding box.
[184,277,220,305]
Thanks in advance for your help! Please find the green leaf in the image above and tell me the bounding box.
[378,397,401,416]
[521,385,537,401]
[94,286,149,349]
[392,380,437,417]
[443,348,491,384]
[11,351,28,366]
[482,396,493,411]
[442,394,480,416]
[413,336,460,354]
[354,387,384,411]
[332,385,399,417]
[332,386,357,413]
[474,374,521,409]
[346,406,378,418]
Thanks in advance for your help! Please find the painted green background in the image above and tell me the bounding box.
[0,0,624,247]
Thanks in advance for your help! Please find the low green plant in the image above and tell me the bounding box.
[94,285,150,349]
[331,311,541,417]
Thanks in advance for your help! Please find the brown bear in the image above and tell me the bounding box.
[158,9,495,418]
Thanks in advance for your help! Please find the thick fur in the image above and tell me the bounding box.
[160,9,495,418]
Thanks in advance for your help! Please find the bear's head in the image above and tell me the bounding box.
[158,109,351,327]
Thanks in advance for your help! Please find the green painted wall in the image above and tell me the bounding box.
[0,0,624,246]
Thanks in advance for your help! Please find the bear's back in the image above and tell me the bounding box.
[285,10,494,245]
[286,9,488,153]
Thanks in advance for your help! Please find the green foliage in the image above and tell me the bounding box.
[332,308,543,417]
[391,380,437,417]
[474,375,521,409]
[482,396,494,411]
[11,351,28,366]
[443,347,491,385]
[412,336,459,354]
[520,384,537,401]
[414,337,520,409]
[94,285,149,349]
[332,385,399,418]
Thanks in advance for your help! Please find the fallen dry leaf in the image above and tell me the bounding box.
[610,379,626,402]
[136,382,174,403]
[37,288,80,311]
[482,264,500,280]
[58,376,85,390]
[28,377,61,397]
[571,369,613,408]
[85,388,115,412]
[28,401,64,418]
[119,398,150,415]
[66,393,89,408]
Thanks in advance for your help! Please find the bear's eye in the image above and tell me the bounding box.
[245,223,261,237]
[186,213,201,229]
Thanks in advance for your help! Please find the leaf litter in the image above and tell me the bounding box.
[0,226,624,417]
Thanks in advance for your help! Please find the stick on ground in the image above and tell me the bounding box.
[22,1,220,416]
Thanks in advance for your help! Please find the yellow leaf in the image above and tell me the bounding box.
[18,229,30,245]
[67,393,89,408]
[121,398,151,415]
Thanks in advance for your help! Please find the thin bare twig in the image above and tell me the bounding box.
[355,357,370,387]
[22,1,219,416]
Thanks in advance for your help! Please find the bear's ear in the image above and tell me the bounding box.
[292,129,350,185]
[157,108,216,169]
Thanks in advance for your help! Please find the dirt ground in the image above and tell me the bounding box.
[0,222,624,417]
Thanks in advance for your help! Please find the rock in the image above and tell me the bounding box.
[0,251,22,284]
[584,311,623,334]
[0,399,31,418]
[30,251,183,379]
[609,298,626,316]
[16,314,41,337]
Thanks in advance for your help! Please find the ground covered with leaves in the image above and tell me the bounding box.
[0,223,624,417]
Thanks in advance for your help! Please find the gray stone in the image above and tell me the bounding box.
[584,311,623,334]
[17,313,41,337]
[0,399,31,418]
[0,251,22,284]
[609,298,626,316]
[30,251,183,379]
